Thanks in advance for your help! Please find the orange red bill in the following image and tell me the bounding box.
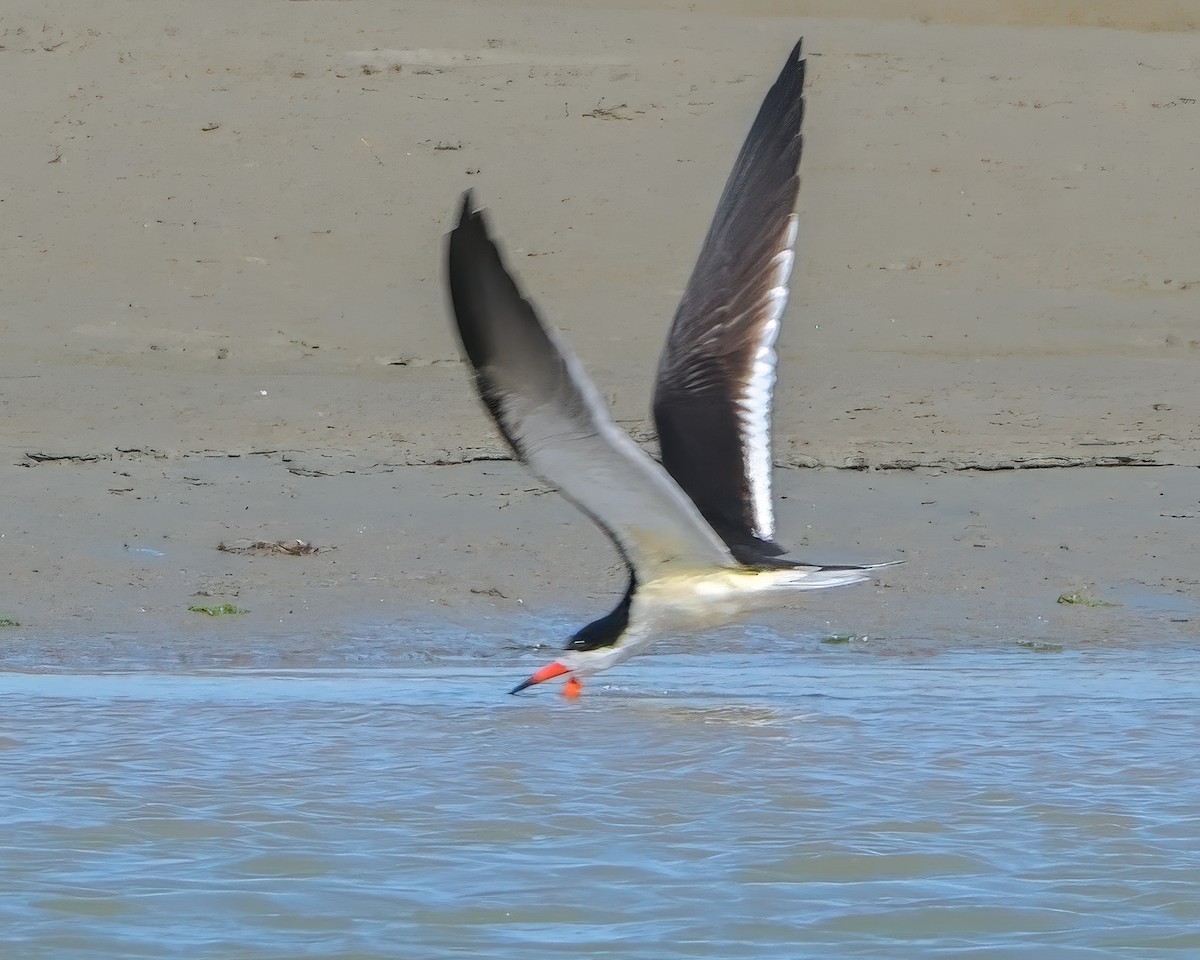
[508,661,570,695]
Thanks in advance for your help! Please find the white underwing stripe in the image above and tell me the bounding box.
[736,216,797,541]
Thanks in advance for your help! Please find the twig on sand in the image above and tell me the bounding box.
[360,137,385,165]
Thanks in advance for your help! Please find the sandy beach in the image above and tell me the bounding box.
[2,0,1197,649]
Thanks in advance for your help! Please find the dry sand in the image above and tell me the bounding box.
[2,1,1197,653]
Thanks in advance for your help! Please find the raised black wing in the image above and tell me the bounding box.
[653,40,805,564]
[447,193,736,576]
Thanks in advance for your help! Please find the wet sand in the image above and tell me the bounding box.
[2,1,1197,649]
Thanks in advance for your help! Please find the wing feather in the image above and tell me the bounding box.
[653,40,806,563]
[446,192,736,576]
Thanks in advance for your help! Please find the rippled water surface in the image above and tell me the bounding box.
[3,630,1198,959]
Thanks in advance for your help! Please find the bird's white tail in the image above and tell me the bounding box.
[773,559,903,591]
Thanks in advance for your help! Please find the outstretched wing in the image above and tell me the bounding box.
[446,192,736,576]
[653,39,806,563]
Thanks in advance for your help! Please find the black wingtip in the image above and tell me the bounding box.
[776,38,804,95]
[458,189,476,227]
[786,37,805,85]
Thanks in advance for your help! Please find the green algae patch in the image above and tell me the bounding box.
[188,603,248,617]
[0,617,20,628]
[1056,591,1118,608]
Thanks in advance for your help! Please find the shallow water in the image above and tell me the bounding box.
[3,630,1198,959]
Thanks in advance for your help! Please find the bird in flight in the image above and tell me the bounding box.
[445,39,899,697]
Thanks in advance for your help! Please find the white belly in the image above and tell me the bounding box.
[634,570,791,630]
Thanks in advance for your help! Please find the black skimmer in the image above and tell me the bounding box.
[446,39,900,697]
